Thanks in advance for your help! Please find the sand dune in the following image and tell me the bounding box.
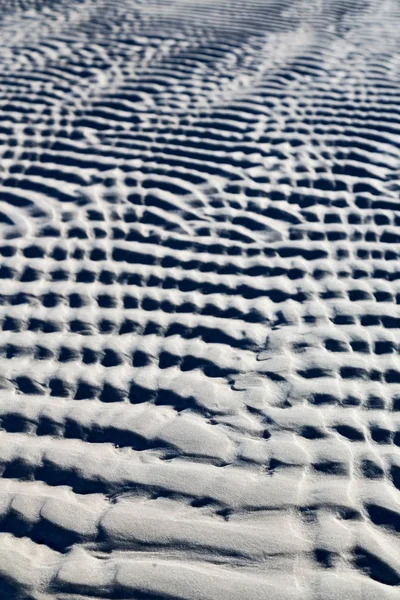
[0,0,400,598]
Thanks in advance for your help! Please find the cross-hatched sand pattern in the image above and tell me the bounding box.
[1,0,400,598]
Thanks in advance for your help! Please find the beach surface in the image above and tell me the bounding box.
[0,0,400,598]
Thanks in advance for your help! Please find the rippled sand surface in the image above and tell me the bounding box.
[0,1,400,598]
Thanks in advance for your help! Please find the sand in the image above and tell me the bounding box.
[0,0,399,598]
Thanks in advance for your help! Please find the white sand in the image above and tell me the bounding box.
[0,0,399,598]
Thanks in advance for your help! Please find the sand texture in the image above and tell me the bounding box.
[0,0,400,598]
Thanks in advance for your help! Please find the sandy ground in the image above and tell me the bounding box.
[0,0,399,598]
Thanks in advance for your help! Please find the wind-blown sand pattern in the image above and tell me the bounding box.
[0,0,400,598]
